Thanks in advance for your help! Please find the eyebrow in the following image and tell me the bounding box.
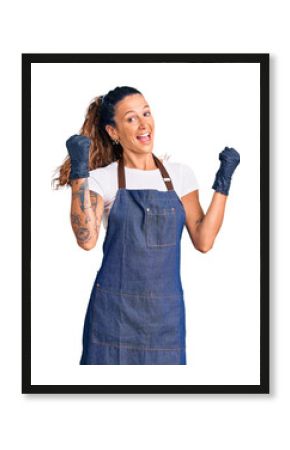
[123,105,150,118]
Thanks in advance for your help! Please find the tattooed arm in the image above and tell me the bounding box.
[70,178,104,250]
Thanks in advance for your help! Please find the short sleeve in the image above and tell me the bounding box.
[88,172,104,197]
[180,164,199,196]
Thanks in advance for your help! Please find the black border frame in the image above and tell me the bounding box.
[22,53,269,394]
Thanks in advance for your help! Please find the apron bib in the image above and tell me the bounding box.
[80,154,187,365]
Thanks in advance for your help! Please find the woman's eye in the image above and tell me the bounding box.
[127,111,151,122]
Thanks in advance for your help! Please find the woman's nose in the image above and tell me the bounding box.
[138,116,147,128]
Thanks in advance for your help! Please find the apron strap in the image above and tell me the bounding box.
[118,153,174,191]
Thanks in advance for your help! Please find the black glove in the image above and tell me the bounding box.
[212,147,240,195]
[66,134,91,180]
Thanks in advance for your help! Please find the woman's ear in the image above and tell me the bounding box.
[105,124,117,141]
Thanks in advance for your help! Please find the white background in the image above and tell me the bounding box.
[1,0,286,449]
[31,62,259,385]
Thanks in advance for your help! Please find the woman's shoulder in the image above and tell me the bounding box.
[89,161,118,177]
[162,157,191,173]
[162,157,199,194]
[88,162,118,200]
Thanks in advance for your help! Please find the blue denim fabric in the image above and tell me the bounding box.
[80,187,187,365]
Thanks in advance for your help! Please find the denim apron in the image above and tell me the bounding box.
[80,153,187,365]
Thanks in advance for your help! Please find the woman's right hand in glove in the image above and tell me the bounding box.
[66,134,91,180]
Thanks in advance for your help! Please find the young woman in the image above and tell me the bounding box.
[52,86,240,365]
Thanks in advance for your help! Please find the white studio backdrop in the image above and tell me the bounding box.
[31,61,260,385]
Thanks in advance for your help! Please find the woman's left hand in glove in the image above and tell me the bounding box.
[212,147,240,195]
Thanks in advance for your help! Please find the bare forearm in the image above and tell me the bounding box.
[70,178,100,250]
[196,191,227,251]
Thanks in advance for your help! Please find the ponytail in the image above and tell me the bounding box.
[51,95,119,190]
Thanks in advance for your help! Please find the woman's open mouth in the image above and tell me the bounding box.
[136,132,151,143]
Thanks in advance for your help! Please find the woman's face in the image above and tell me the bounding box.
[106,93,155,155]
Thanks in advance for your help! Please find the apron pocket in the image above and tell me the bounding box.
[145,206,176,248]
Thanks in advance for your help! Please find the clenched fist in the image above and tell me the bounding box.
[66,134,91,180]
[212,147,240,195]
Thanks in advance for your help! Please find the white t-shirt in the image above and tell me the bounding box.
[88,159,199,230]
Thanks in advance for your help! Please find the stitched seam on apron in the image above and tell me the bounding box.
[91,339,183,351]
[95,286,183,298]
[120,190,129,291]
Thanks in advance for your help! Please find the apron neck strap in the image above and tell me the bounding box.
[118,153,174,191]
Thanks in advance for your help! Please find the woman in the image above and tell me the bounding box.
[52,85,240,365]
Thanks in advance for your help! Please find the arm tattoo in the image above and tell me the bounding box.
[76,227,91,242]
[90,192,97,212]
[72,178,90,213]
[71,213,81,227]
[71,213,91,241]
[71,184,101,245]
